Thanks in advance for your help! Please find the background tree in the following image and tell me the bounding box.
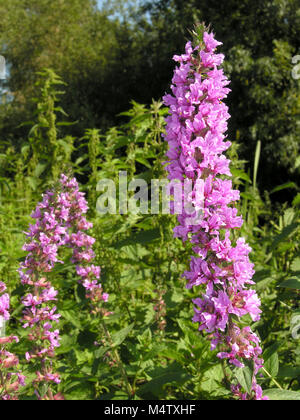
[0,0,121,138]
[0,0,299,194]
[137,0,300,193]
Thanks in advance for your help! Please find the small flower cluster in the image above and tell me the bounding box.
[153,289,167,332]
[0,282,25,400]
[95,339,117,368]
[19,173,107,399]
[163,27,267,400]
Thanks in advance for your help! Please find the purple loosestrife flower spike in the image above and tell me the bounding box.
[163,25,267,400]
[19,174,108,399]
[59,174,109,310]
[0,282,25,400]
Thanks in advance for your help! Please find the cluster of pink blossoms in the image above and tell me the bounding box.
[163,29,267,400]
[19,174,107,399]
[0,282,25,399]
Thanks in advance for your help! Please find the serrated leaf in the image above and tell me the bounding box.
[201,364,227,395]
[111,323,134,347]
[235,366,253,394]
[144,306,155,325]
[264,352,279,378]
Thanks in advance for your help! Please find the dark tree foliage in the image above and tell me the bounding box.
[0,0,299,193]
[138,0,300,192]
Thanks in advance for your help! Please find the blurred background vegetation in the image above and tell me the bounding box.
[0,0,299,193]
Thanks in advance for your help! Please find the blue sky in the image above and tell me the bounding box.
[96,0,142,22]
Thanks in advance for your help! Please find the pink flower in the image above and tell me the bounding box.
[0,282,7,293]
[203,31,222,52]
[0,293,10,320]
[2,353,19,369]
[0,285,25,399]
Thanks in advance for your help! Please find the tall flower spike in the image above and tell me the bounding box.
[19,173,108,399]
[59,174,109,311]
[0,281,25,400]
[163,25,267,400]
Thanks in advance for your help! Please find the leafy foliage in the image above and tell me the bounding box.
[0,70,299,399]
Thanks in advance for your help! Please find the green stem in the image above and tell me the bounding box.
[221,359,231,389]
[0,367,4,387]
[101,319,133,398]
[261,367,283,390]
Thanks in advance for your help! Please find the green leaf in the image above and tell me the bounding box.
[253,140,261,190]
[292,193,300,207]
[135,157,152,168]
[277,366,300,378]
[144,306,155,325]
[262,343,280,379]
[112,135,131,149]
[56,334,78,355]
[137,366,191,398]
[111,323,134,347]
[201,364,229,396]
[279,277,300,290]
[57,120,78,126]
[21,144,30,155]
[121,244,150,261]
[129,113,151,126]
[283,208,295,225]
[231,168,252,183]
[264,352,279,378]
[270,223,298,250]
[277,242,294,253]
[270,182,297,194]
[57,139,73,154]
[64,381,94,400]
[264,389,300,400]
[26,176,38,191]
[235,366,253,394]
[61,310,82,329]
[34,162,47,178]
[111,228,160,249]
[95,346,110,359]
[291,258,300,272]
[263,342,281,360]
